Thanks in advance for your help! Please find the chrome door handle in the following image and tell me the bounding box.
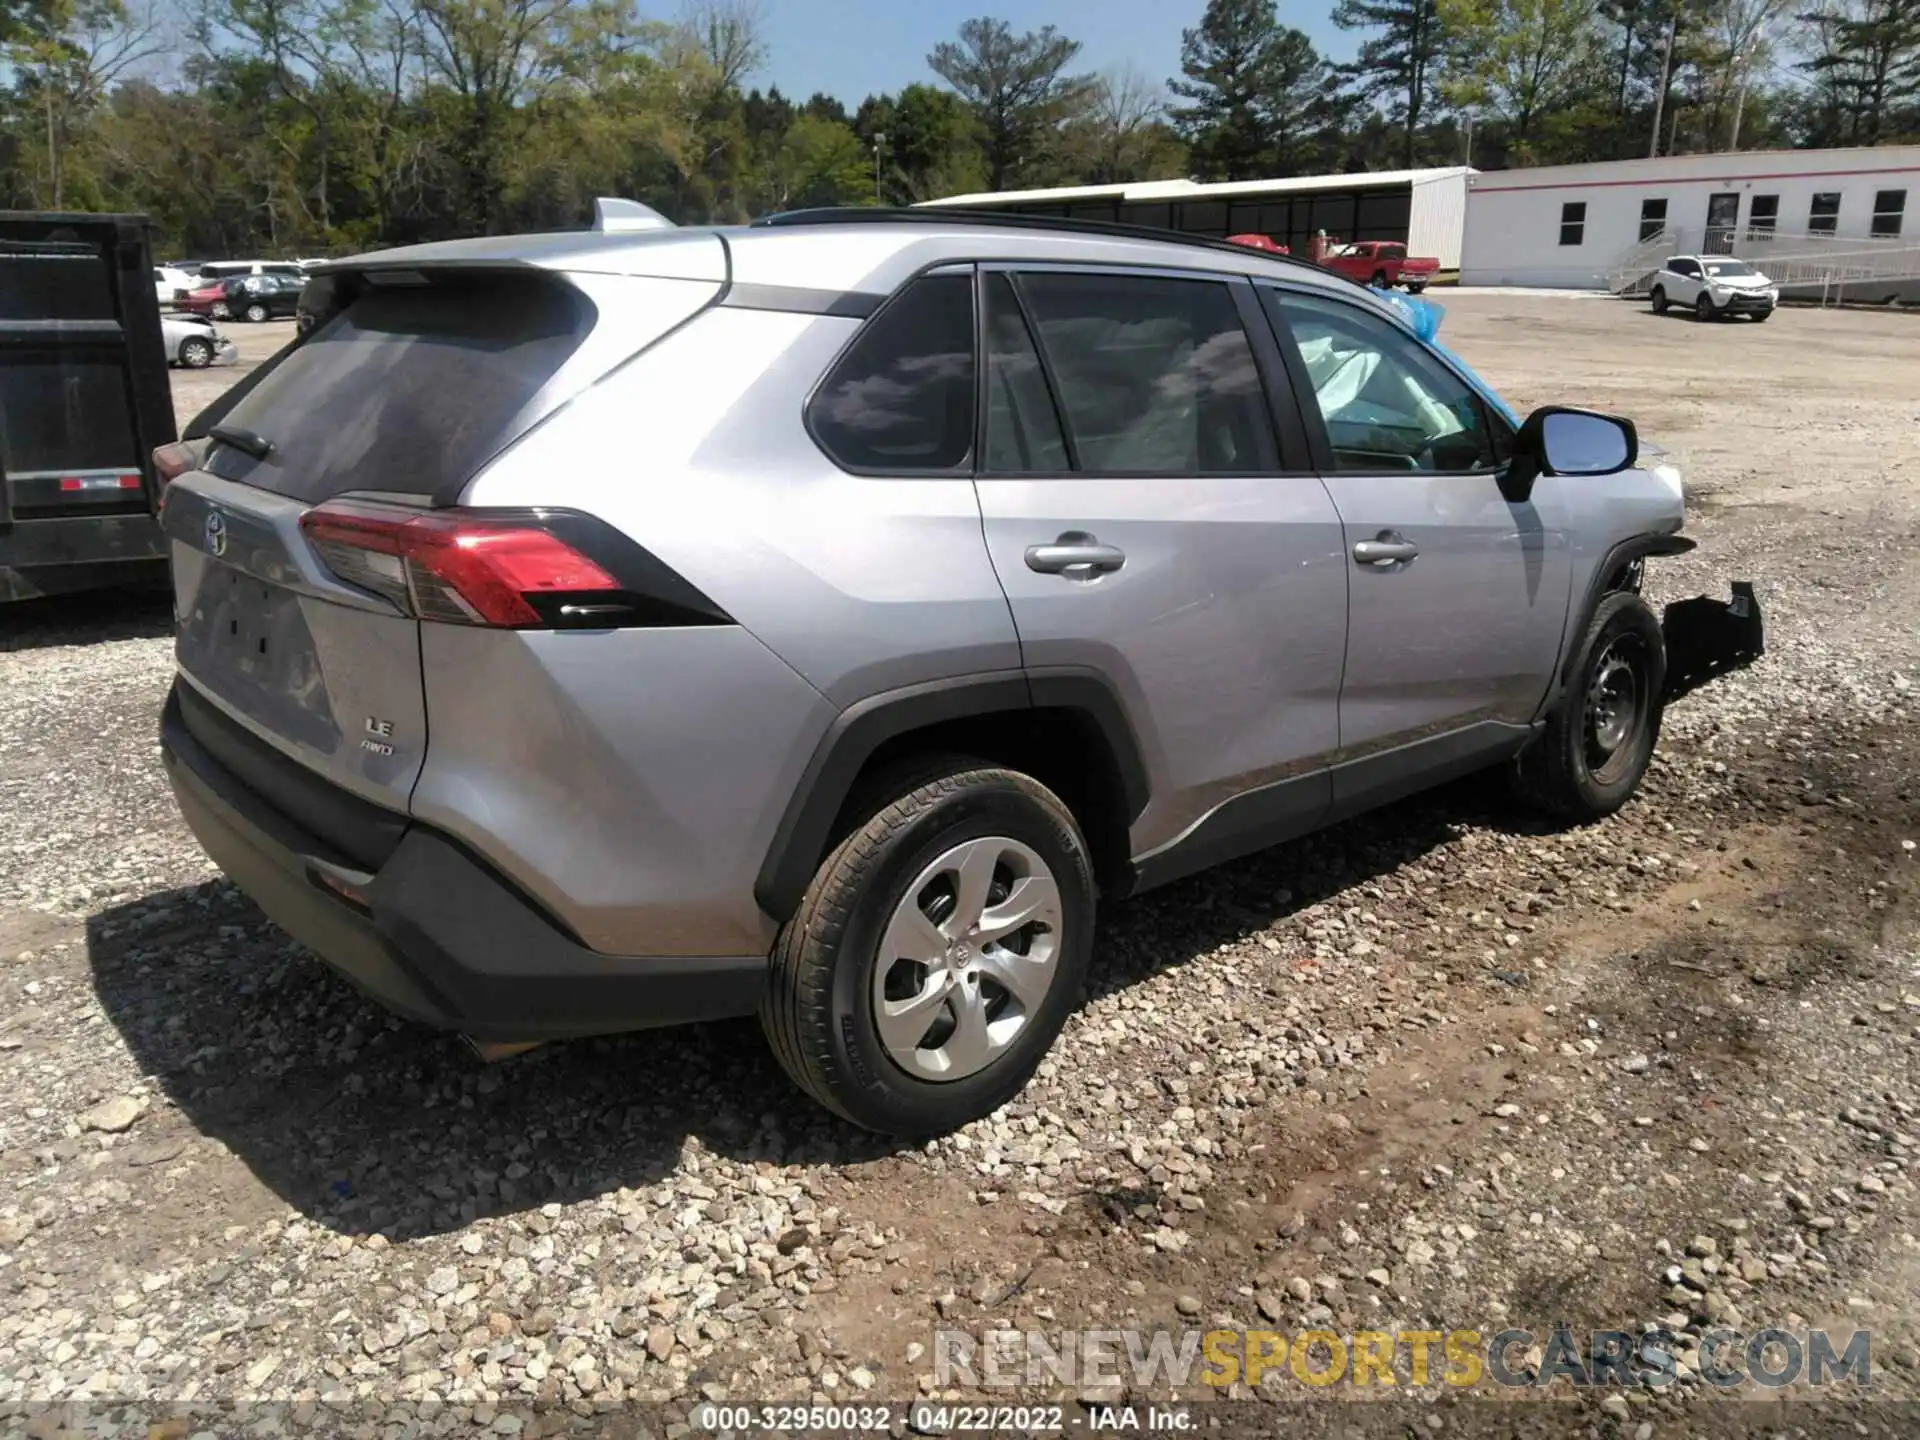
[1026,533,1126,578]
[1353,533,1419,567]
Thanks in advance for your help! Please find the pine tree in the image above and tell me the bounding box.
[1332,0,1444,167]
[1169,0,1336,179]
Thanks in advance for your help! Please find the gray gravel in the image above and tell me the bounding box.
[0,293,1914,1432]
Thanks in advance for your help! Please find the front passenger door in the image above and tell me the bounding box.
[1260,286,1574,811]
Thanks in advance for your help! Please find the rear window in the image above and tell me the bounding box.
[0,355,138,475]
[210,274,591,503]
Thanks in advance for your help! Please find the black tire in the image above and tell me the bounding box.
[1518,591,1666,822]
[761,760,1095,1135]
[244,302,269,323]
[210,301,230,320]
[1750,310,1771,323]
[1404,282,1426,294]
[178,337,214,369]
[1694,294,1715,322]
[1649,287,1667,314]
[1371,269,1389,288]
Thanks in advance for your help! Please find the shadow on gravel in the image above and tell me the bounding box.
[0,585,172,652]
[83,773,1545,1239]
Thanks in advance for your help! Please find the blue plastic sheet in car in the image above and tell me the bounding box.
[1371,286,1522,429]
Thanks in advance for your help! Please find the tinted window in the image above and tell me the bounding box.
[211,273,592,503]
[1810,193,1840,233]
[1872,189,1906,238]
[1747,195,1778,237]
[1559,202,1586,247]
[1016,272,1276,474]
[809,273,974,472]
[1639,198,1668,242]
[1273,291,1500,474]
[982,273,1069,473]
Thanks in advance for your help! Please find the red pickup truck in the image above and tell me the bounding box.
[1315,239,1439,293]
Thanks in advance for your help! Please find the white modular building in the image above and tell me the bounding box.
[1460,146,1920,289]
[923,166,1476,268]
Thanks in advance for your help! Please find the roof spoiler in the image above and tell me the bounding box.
[593,197,675,234]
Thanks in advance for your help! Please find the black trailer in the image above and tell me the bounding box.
[0,211,175,601]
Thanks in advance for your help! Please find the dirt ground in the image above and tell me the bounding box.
[0,292,1914,1435]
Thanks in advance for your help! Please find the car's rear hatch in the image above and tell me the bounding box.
[162,238,728,835]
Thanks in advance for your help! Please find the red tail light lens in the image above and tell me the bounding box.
[299,501,621,627]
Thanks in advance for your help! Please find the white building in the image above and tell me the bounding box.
[923,166,1475,269]
[1460,146,1920,288]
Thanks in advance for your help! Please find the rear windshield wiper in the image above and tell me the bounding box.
[209,423,274,460]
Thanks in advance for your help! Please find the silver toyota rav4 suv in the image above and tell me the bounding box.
[154,208,1760,1134]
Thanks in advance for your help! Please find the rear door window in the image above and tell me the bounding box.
[808,272,975,472]
[1013,270,1277,474]
[207,273,593,504]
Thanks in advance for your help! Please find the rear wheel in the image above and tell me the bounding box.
[244,302,269,323]
[1694,294,1715,322]
[210,301,230,320]
[1649,286,1667,314]
[178,336,214,369]
[762,761,1094,1135]
[1404,282,1426,294]
[1518,591,1666,822]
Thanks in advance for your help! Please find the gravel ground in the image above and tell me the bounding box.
[0,295,1914,1435]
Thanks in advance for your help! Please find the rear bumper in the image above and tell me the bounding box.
[159,683,766,1040]
[0,513,167,601]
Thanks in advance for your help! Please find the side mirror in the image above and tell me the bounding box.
[1503,406,1639,503]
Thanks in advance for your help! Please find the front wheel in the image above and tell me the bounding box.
[178,337,214,369]
[1517,591,1666,822]
[1750,310,1771,323]
[762,761,1094,1135]
[1371,269,1389,288]
[1649,287,1668,314]
[1694,294,1715,322]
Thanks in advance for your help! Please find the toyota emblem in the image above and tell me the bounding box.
[204,510,228,558]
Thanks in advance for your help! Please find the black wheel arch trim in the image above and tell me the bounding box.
[1544,532,1696,709]
[753,667,1150,924]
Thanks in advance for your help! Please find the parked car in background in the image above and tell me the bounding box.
[1648,255,1778,322]
[1226,233,1290,254]
[153,206,1762,1134]
[160,312,238,369]
[155,265,197,306]
[196,259,304,281]
[180,272,304,322]
[1317,239,1440,293]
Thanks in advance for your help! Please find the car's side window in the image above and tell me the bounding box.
[808,271,975,473]
[982,272,1071,473]
[1270,290,1502,474]
[1012,270,1278,475]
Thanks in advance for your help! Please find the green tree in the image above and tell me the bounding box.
[855,82,986,202]
[1437,0,1604,156]
[1169,0,1282,177]
[927,16,1095,190]
[1333,0,1444,166]
[1798,0,1920,142]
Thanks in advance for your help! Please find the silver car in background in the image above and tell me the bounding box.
[151,209,1760,1134]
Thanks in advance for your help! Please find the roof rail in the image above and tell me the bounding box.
[752,206,1344,282]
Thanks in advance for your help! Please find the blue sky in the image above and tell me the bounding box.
[756,0,1355,110]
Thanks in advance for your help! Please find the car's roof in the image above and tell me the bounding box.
[320,215,1389,317]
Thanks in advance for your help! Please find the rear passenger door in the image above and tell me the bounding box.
[972,265,1350,877]
[1258,284,1573,812]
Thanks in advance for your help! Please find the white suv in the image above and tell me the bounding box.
[1649,255,1778,322]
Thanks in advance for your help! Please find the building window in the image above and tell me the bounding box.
[1638,198,1668,243]
[1559,201,1586,247]
[1872,189,1906,238]
[1809,193,1840,234]
[1747,195,1778,239]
